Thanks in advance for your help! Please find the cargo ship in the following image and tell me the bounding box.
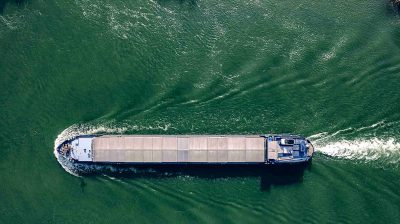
[56,134,314,165]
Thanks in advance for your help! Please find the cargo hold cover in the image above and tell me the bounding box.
[92,135,265,163]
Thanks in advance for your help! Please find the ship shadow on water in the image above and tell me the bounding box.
[83,163,311,191]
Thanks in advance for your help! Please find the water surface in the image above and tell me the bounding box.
[1,0,399,223]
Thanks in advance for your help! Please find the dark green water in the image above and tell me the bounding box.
[1,0,400,223]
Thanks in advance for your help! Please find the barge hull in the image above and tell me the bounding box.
[58,134,314,165]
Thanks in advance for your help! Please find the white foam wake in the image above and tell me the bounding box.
[309,120,400,168]
[315,138,400,163]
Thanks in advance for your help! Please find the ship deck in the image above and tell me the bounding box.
[91,135,266,163]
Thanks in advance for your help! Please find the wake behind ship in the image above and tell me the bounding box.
[57,134,314,165]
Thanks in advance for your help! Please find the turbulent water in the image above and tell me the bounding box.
[1,0,400,223]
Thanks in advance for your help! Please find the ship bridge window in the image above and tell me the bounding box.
[294,139,302,144]
[281,139,295,145]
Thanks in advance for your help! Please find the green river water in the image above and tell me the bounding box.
[1,0,400,223]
